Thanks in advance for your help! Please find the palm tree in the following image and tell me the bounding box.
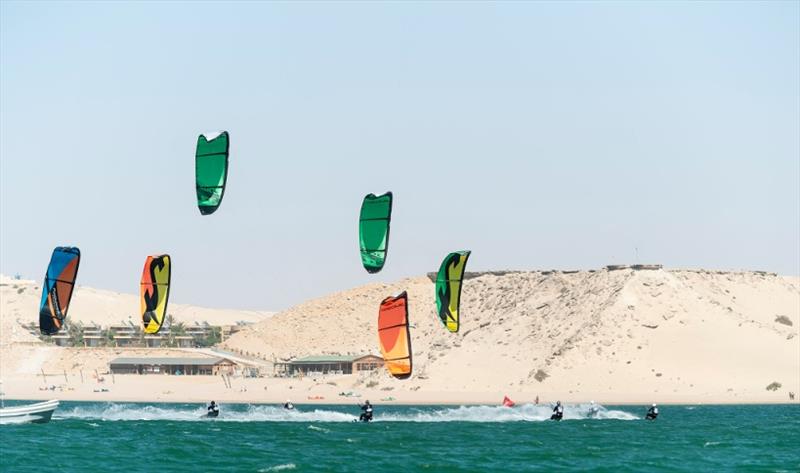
[167,321,186,347]
[171,322,186,335]
[66,318,84,347]
[198,327,221,347]
[104,328,116,347]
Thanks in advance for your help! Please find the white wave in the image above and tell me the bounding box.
[379,404,542,422]
[57,404,353,423]
[0,415,39,425]
[548,402,640,420]
[54,402,638,423]
[378,403,638,422]
[57,404,206,422]
[240,406,354,423]
[259,464,296,472]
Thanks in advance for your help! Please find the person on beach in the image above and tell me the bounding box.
[207,400,219,417]
[550,401,564,421]
[284,399,294,410]
[359,400,374,422]
[646,403,658,420]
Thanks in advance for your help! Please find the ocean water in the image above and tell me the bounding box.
[1,401,798,472]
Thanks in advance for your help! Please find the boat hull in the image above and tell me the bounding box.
[0,400,59,425]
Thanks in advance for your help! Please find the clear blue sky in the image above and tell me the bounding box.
[1,1,798,310]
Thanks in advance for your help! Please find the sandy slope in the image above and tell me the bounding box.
[1,269,798,404]
[220,269,799,403]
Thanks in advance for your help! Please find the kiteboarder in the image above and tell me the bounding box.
[284,399,294,410]
[551,401,564,421]
[207,400,219,418]
[589,400,599,417]
[358,400,374,422]
[646,403,658,420]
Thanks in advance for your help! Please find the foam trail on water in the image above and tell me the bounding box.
[259,464,296,472]
[56,404,353,423]
[564,402,640,421]
[57,404,205,422]
[379,404,546,422]
[0,415,39,425]
[230,405,354,422]
[378,403,638,422]
[55,402,638,423]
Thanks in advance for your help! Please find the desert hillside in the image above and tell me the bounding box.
[1,269,797,404]
[222,268,800,401]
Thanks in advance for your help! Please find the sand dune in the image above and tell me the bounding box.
[1,269,797,404]
[222,268,800,403]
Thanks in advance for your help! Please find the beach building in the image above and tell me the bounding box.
[51,334,71,347]
[275,355,384,377]
[108,357,237,375]
[83,335,104,347]
[353,355,383,372]
[109,322,137,336]
[113,335,137,347]
[174,335,195,348]
[82,324,104,347]
[109,322,138,347]
[185,323,211,339]
[29,319,229,348]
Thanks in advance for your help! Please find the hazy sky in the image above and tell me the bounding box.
[1,1,798,310]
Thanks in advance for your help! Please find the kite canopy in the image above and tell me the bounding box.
[359,192,393,273]
[39,247,81,335]
[195,131,230,215]
[378,291,412,379]
[435,250,471,333]
[140,254,171,334]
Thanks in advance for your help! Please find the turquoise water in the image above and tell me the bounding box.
[1,402,798,472]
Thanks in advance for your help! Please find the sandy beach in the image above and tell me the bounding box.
[2,268,798,405]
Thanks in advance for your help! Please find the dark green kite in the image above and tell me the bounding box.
[359,192,393,273]
[195,131,230,215]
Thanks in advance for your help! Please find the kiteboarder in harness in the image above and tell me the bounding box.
[207,400,219,418]
[358,400,374,422]
[589,400,599,418]
[646,403,658,420]
[550,401,564,421]
[284,399,294,410]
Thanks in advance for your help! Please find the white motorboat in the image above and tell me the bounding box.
[0,400,59,425]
